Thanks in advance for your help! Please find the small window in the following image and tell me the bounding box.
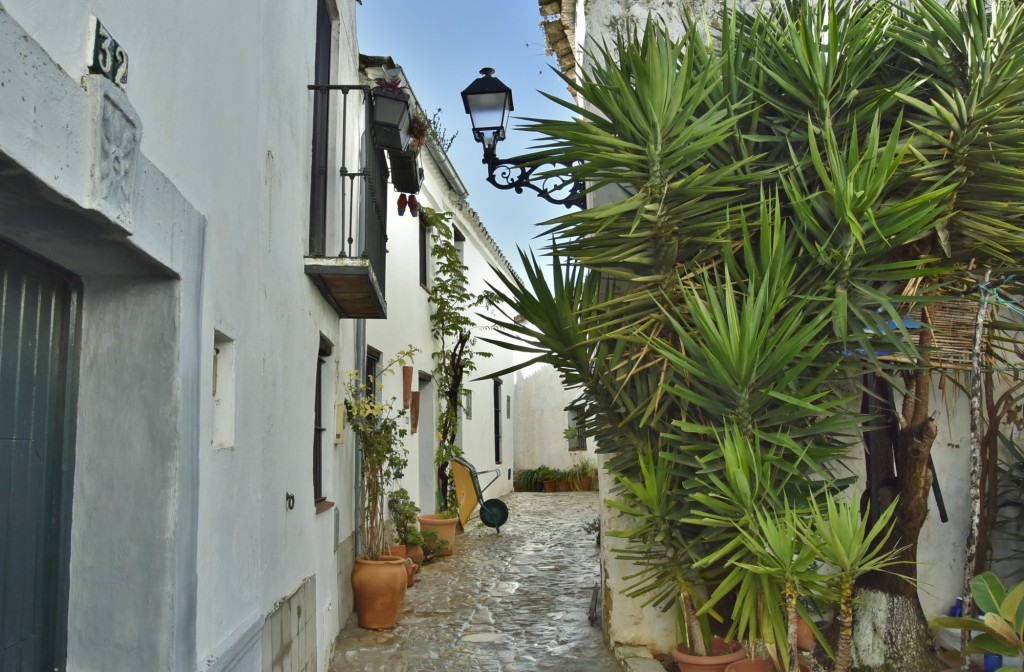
[366,347,382,398]
[308,0,334,255]
[212,331,236,449]
[314,334,334,503]
[453,225,466,263]
[419,221,429,288]
[566,406,587,451]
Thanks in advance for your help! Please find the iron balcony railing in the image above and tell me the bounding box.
[306,84,388,318]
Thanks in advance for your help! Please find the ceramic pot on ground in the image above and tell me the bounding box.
[418,514,457,556]
[725,659,771,672]
[388,544,407,559]
[558,480,572,492]
[671,638,746,672]
[404,558,415,587]
[406,544,424,568]
[576,475,593,491]
[351,555,407,630]
[542,480,557,493]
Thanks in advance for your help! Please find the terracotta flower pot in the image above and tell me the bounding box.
[576,475,593,491]
[725,659,771,672]
[796,616,815,651]
[542,480,557,493]
[558,479,572,492]
[404,558,415,587]
[406,544,424,568]
[418,514,457,556]
[388,544,407,559]
[671,638,746,672]
[351,555,407,630]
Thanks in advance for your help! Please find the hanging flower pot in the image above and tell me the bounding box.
[371,89,412,152]
[388,150,422,194]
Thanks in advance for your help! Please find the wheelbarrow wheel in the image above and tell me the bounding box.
[480,499,509,532]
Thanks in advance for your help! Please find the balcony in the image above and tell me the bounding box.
[305,84,388,319]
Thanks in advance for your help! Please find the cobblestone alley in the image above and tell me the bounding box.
[329,491,621,672]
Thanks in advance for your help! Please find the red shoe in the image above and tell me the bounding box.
[408,195,419,217]
[397,193,408,216]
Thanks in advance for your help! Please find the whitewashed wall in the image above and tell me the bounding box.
[512,362,599,472]
[0,0,362,670]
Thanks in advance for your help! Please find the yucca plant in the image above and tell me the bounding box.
[484,0,1024,665]
[800,494,906,672]
[730,503,828,672]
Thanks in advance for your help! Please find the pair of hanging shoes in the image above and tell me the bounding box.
[396,194,419,217]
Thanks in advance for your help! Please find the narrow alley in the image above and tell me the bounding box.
[329,492,620,672]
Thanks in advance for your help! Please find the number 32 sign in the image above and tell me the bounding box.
[90,16,128,90]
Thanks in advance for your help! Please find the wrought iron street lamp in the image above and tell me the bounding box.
[461,68,585,209]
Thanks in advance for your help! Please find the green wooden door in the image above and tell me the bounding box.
[0,240,79,671]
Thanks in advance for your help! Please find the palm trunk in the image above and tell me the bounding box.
[785,583,798,672]
[682,592,707,656]
[835,579,855,672]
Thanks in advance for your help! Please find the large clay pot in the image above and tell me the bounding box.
[351,556,407,630]
[418,514,457,556]
[576,475,593,491]
[388,544,407,559]
[543,480,557,493]
[671,638,746,672]
[558,479,572,492]
[725,660,771,672]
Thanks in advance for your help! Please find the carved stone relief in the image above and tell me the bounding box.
[84,74,141,233]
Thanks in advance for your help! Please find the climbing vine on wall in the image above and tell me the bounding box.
[422,207,493,514]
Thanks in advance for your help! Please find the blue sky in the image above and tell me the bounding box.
[357,0,573,277]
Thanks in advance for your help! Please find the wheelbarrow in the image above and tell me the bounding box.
[450,456,509,533]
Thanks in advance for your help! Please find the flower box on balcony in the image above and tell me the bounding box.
[388,150,422,194]
[371,90,412,152]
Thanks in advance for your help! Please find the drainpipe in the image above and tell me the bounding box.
[354,317,366,558]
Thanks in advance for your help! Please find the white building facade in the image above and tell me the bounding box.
[0,2,515,671]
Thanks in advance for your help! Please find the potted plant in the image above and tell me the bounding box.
[569,456,596,491]
[405,529,425,568]
[370,75,411,151]
[537,465,559,493]
[930,572,1024,670]
[409,106,429,150]
[418,509,458,556]
[514,467,538,492]
[609,450,744,670]
[419,529,449,563]
[388,487,421,564]
[346,347,416,630]
[799,494,906,672]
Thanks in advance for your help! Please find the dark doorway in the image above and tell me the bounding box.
[1,240,80,671]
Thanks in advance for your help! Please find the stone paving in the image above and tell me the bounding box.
[329,491,622,672]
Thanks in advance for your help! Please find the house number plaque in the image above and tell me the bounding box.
[89,16,128,90]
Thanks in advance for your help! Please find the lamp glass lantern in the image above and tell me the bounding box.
[371,90,412,152]
[460,67,513,157]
